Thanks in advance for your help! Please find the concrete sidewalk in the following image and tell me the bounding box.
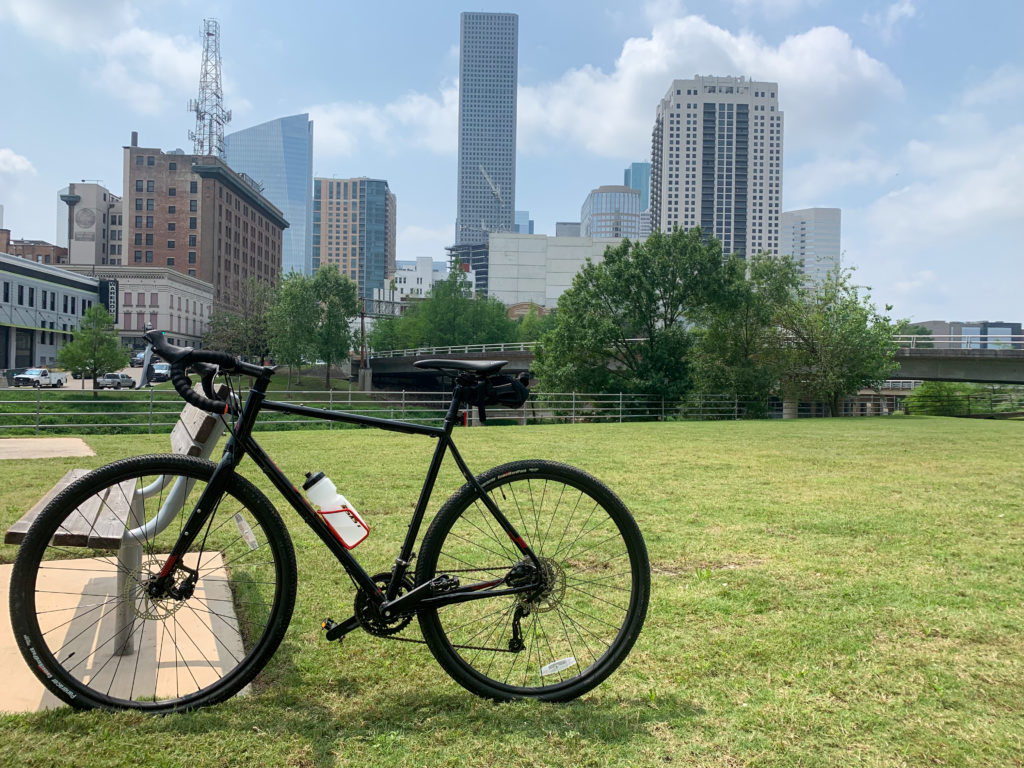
[0,438,95,460]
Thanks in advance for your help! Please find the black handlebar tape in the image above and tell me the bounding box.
[169,362,230,414]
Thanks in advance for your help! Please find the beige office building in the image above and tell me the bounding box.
[313,177,396,299]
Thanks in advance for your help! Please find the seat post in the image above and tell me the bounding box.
[443,382,466,431]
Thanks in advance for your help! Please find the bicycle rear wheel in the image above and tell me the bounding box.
[9,454,296,712]
[417,460,649,701]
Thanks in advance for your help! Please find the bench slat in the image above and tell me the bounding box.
[4,469,90,545]
[87,478,137,549]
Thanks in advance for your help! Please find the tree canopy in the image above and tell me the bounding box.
[690,253,802,414]
[774,269,900,415]
[534,228,731,398]
[57,305,128,391]
[368,267,516,351]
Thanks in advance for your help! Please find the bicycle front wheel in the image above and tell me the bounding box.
[417,460,650,701]
[9,454,296,712]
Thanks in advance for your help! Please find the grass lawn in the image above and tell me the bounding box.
[0,416,1021,767]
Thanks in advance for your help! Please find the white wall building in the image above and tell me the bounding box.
[65,265,213,350]
[487,232,624,309]
[651,75,783,258]
[780,208,841,285]
[56,182,124,266]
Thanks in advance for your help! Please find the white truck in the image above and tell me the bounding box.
[12,368,69,388]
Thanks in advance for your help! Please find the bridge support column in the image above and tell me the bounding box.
[782,398,798,420]
[358,367,372,392]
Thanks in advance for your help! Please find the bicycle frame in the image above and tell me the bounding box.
[154,371,544,639]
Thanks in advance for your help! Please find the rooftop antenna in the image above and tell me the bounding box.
[188,18,232,157]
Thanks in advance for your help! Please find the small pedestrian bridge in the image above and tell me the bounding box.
[369,336,1024,387]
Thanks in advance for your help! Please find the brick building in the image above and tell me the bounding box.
[0,230,68,265]
[122,133,288,311]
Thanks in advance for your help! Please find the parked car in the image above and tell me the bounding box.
[129,352,146,367]
[150,362,171,382]
[12,368,69,388]
[95,373,135,390]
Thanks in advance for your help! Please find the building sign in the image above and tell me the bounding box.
[99,279,119,316]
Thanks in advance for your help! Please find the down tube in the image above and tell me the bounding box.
[240,433,381,597]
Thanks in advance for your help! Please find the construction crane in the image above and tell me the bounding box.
[479,164,509,234]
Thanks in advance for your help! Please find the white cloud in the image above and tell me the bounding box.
[397,224,454,261]
[0,148,36,175]
[864,121,1024,246]
[786,152,897,205]
[518,16,902,158]
[309,82,458,161]
[0,0,198,114]
[863,1,917,44]
[962,64,1024,107]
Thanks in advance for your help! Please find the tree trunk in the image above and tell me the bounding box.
[829,393,842,417]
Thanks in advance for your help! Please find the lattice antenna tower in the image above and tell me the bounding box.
[188,18,232,157]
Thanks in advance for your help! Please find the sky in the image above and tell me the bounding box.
[0,0,1022,323]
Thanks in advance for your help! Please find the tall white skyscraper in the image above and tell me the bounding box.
[780,208,841,285]
[455,12,518,246]
[650,76,783,258]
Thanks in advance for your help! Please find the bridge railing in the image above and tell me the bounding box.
[893,334,1024,349]
[371,336,1024,359]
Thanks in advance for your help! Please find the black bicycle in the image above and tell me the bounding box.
[9,330,650,712]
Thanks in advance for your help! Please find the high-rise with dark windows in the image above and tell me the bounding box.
[650,76,783,258]
[455,12,518,246]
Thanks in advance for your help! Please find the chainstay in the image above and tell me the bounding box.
[379,633,518,654]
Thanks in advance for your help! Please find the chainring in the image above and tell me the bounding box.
[355,572,416,637]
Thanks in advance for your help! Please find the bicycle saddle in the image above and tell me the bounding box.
[413,359,508,376]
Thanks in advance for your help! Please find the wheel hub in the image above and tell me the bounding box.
[128,558,188,620]
[515,557,566,613]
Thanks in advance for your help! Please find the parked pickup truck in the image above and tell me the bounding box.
[95,372,135,390]
[12,368,69,388]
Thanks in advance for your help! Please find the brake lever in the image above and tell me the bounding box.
[192,362,221,402]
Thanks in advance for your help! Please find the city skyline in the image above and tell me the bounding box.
[0,1,1022,321]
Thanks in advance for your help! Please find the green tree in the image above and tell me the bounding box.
[517,306,556,342]
[691,253,801,415]
[57,305,129,393]
[534,228,730,398]
[367,267,516,350]
[309,265,359,388]
[268,272,318,388]
[203,278,275,361]
[775,269,900,416]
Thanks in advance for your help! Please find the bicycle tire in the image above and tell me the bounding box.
[416,460,649,701]
[9,454,297,712]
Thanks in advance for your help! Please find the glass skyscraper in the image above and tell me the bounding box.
[580,186,642,239]
[623,162,651,212]
[225,113,313,275]
[455,12,518,246]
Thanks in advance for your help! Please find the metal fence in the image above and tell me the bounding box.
[0,387,911,435]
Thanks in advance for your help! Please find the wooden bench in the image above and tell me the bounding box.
[4,394,227,548]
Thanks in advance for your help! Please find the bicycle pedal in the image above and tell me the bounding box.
[321,618,344,643]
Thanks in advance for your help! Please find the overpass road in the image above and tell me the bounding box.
[368,336,1024,388]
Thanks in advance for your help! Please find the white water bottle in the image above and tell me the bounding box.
[303,471,369,549]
